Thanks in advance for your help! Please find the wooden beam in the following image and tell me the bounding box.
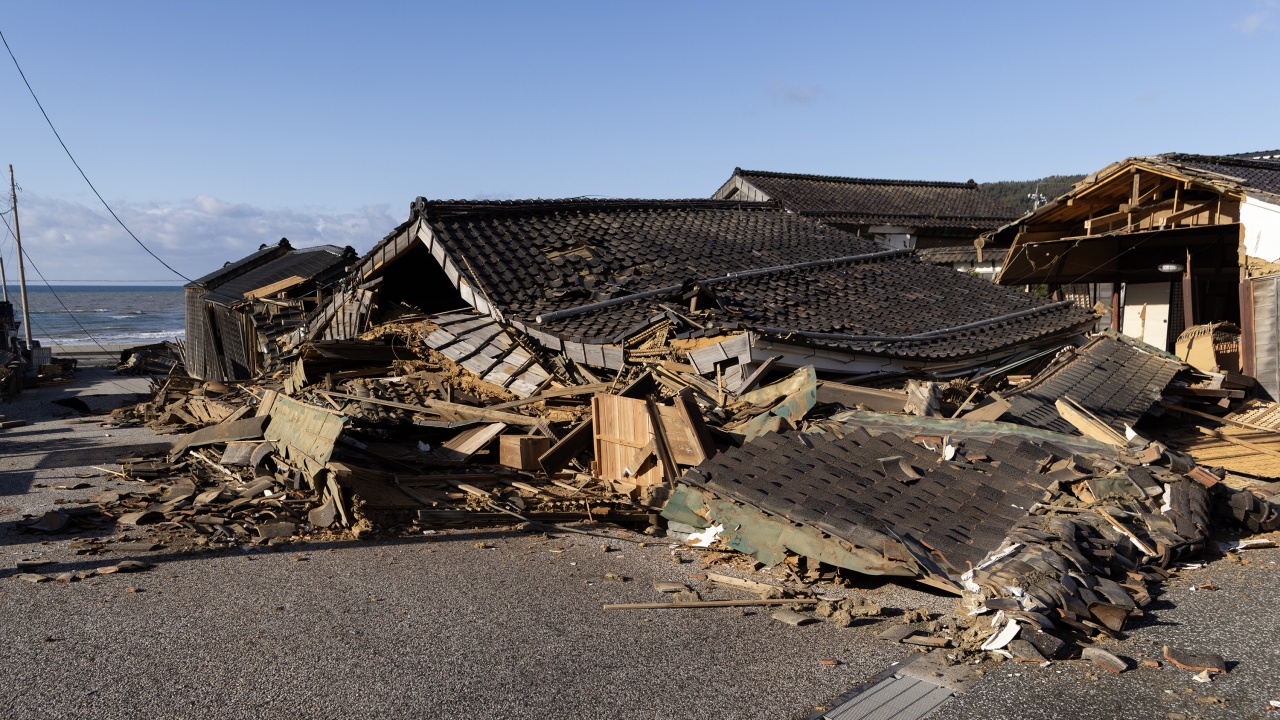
[1182,247,1195,328]
[1112,284,1122,332]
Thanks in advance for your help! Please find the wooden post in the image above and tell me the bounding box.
[1182,247,1195,330]
[8,165,32,349]
[1240,278,1255,377]
[1112,284,1122,332]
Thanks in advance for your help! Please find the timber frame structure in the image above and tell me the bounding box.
[992,152,1280,386]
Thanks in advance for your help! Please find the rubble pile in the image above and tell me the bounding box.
[16,200,1280,688]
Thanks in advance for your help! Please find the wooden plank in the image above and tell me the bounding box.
[435,422,507,462]
[1159,402,1280,434]
[316,389,549,431]
[256,389,279,418]
[603,599,819,610]
[816,381,907,413]
[592,393,662,486]
[538,418,593,475]
[243,275,308,300]
[1056,396,1127,446]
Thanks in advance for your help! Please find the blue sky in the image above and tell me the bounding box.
[1,1,1277,282]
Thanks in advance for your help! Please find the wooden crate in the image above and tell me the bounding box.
[500,435,552,470]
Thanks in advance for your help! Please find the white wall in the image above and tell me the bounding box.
[1242,196,1280,262]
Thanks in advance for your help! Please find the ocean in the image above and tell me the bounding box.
[3,285,186,348]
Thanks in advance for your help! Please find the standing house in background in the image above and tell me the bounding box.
[711,168,1019,278]
[184,239,355,382]
[993,151,1280,396]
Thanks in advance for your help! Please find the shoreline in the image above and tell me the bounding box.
[47,343,137,366]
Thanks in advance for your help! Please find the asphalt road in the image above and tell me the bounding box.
[0,368,953,720]
[933,545,1280,720]
[5,369,1280,719]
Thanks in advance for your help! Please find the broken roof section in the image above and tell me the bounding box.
[186,239,354,306]
[713,168,1019,242]
[185,239,356,382]
[296,198,1094,374]
[664,427,1065,590]
[977,332,1185,436]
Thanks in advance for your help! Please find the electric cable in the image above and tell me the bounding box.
[0,27,192,282]
[0,213,160,393]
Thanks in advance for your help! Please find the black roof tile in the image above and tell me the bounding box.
[681,428,1058,571]
[997,332,1183,435]
[729,168,1019,229]
[409,198,1093,361]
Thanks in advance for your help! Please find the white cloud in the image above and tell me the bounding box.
[765,80,822,104]
[1236,1,1276,33]
[5,193,399,283]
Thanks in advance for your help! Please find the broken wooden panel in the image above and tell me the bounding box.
[655,392,714,466]
[1157,425,1280,479]
[686,333,752,376]
[264,395,346,486]
[434,423,507,462]
[423,310,552,398]
[538,417,593,475]
[592,393,663,487]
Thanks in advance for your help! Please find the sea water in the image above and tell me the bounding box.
[3,285,185,348]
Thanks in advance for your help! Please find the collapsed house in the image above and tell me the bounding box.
[39,188,1278,682]
[711,168,1019,277]
[286,198,1092,389]
[992,151,1280,395]
[184,239,356,382]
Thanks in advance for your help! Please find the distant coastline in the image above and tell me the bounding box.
[4,285,186,348]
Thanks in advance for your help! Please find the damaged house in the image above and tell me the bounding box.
[185,239,356,382]
[711,168,1020,278]
[287,198,1093,390]
[992,151,1280,394]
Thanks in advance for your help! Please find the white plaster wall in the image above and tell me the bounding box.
[1242,196,1280,262]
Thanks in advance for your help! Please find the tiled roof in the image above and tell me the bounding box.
[681,427,1060,572]
[204,244,352,306]
[414,198,1094,360]
[1160,153,1280,197]
[190,239,293,288]
[916,246,1008,265]
[1225,149,1280,162]
[730,168,1019,228]
[996,332,1184,435]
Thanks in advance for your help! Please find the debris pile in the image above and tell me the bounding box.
[16,197,1280,692]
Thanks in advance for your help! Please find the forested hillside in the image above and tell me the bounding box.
[978,175,1087,215]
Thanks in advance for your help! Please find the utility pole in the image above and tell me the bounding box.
[9,165,33,349]
[0,254,7,302]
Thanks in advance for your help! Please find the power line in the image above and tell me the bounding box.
[0,28,192,282]
[0,214,144,394]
